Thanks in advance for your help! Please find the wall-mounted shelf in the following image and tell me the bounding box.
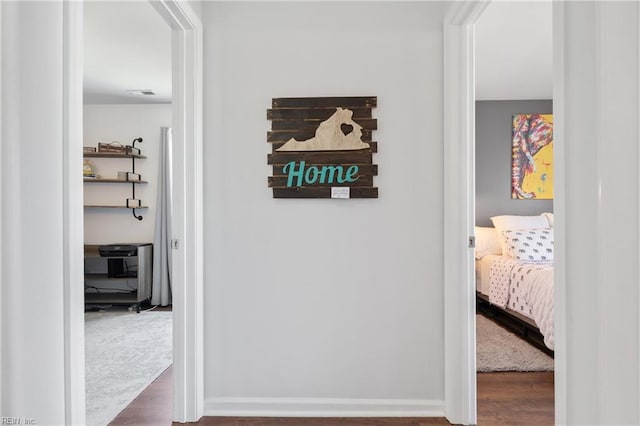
[84,205,148,209]
[83,178,148,184]
[83,138,146,220]
[84,153,147,159]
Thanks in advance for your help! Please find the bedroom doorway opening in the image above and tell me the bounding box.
[82,2,174,424]
[62,0,202,423]
[473,1,554,423]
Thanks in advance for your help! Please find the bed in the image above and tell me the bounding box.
[475,214,555,356]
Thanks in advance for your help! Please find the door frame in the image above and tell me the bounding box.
[62,2,86,422]
[62,0,204,423]
[151,1,204,421]
[444,2,568,425]
[442,2,489,424]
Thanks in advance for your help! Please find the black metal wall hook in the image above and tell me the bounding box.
[132,208,143,221]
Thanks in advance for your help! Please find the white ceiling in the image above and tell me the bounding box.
[475,1,552,100]
[83,1,171,104]
[83,1,551,104]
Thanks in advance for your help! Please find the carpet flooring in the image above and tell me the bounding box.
[85,310,172,426]
[476,314,553,372]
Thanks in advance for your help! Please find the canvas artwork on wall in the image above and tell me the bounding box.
[511,114,554,199]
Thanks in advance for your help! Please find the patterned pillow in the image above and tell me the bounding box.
[501,228,554,262]
[491,214,550,256]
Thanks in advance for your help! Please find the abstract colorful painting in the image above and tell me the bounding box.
[511,114,553,199]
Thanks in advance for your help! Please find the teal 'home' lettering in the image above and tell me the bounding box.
[305,165,319,184]
[283,161,305,187]
[344,165,358,183]
[283,161,359,187]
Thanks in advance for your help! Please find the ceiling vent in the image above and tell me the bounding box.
[126,89,156,96]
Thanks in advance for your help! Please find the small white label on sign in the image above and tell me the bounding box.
[331,187,350,199]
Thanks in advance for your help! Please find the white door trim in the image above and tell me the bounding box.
[150,1,204,422]
[551,2,567,423]
[62,2,86,424]
[0,0,4,411]
[443,2,489,425]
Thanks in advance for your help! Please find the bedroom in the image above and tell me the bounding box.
[473,1,555,422]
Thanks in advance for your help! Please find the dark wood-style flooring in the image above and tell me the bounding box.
[191,417,450,426]
[110,367,553,425]
[477,372,554,425]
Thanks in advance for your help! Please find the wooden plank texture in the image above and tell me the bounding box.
[109,366,173,426]
[267,96,377,199]
[83,178,148,184]
[197,417,448,425]
[84,205,148,209]
[272,164,378,176]
[272,96,376,109]
[271,141,377,153]
[268,150,373,165]
[83,153,146,159]
[272,187,378,198]
[268,129,373,143]
[271,118,377,131]
[267,108,372,121]
[268,175,374,188]
[111,367,554,426]
[477,372,554,425]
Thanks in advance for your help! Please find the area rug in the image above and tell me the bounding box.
[476,314,553,372]
[85,311,172,426]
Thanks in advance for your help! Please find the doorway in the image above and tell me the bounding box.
[62,1,203,424]
[82,3,173,422]
[474,3,554,422]
[443,1,556,424]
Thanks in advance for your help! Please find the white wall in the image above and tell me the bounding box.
[83,104,171,244]
[1,1,67,422]
[203,2,445,415]
[555,2,640,424]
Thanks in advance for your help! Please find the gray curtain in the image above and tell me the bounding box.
[152,127,173,306]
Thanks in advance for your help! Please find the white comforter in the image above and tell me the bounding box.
[488,257,554,350]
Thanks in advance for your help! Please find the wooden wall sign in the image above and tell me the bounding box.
[267,96,378,199]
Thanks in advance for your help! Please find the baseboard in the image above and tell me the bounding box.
[204,397,444,417]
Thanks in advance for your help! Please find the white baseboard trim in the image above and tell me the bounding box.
[204,397,444,418]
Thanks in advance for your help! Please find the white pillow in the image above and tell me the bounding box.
[542,212,554,227]
[501,228,554,262]
[474,226,502,260]
[491,214,550,255]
